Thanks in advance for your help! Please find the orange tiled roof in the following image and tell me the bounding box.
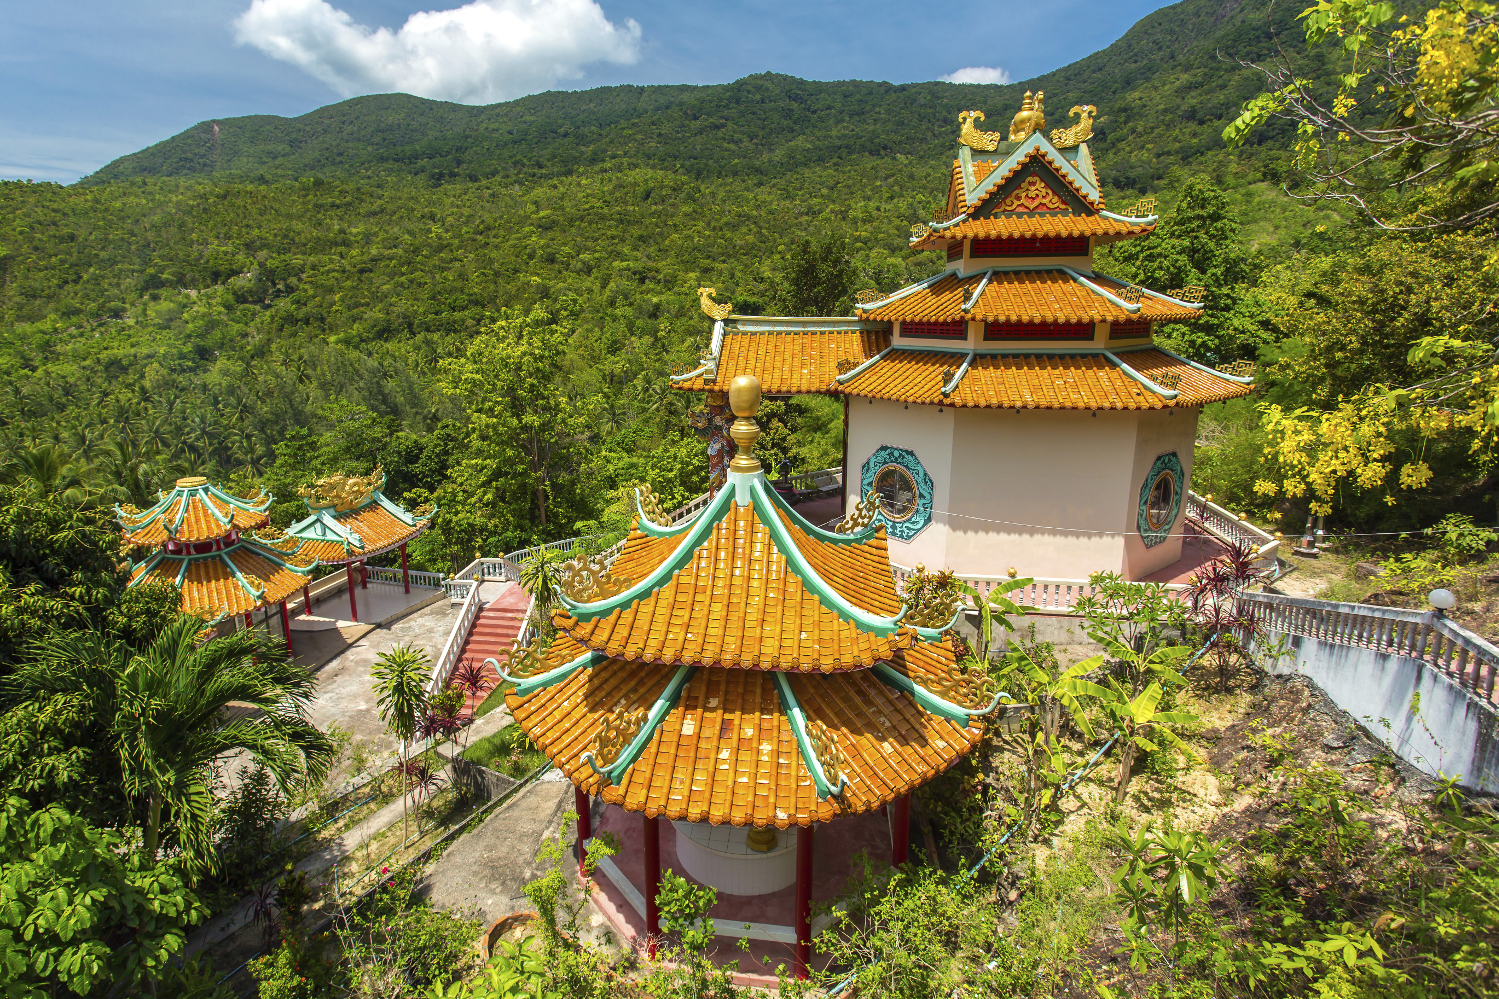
[286,489,434,565]
[840,348,1253,410]
[130,539,316,620]
[913,214,1154,251]
[118,478,271,545]
[860,270,1200,324]
[671,327,889,394]
[556,500,908,672]
[507,656,983,828]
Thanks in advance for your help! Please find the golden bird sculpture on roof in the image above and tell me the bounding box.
[697,287,733,321]
[1050,105,1097,148]
[957,110,1003,151]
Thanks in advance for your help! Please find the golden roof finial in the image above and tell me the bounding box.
[1009,90,1046,142]
[727,374,763,474]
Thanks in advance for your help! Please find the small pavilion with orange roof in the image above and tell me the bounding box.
[673,95,1255,584]
[285,470,435,623]
[118,476,316,647]
[495,375,1002,979]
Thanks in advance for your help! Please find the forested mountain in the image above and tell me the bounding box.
[88,0,1324,192]
[1,0,1475,571]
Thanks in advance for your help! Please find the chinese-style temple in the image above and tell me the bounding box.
[118,476,315,644]
[673,95,1255,582]
[497,374,1000,978]
[286,470,435,623]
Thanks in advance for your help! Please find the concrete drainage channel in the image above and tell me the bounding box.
[213,759,557,997]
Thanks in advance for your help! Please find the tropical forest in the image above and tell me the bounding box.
[4,0,1499,997]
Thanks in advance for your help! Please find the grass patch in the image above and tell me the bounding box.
[462,723,548,778]
[473,681,515,719]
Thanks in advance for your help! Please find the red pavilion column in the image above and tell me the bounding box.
[360,560,368,589]
[795,823,814,980]
[575,787,591,878]
[243,611,254,632]
[890,793,911,867]
[643,813,661,959]
[346,564,359,622]
[302,584,312,617]
[280,600,292,653]
[401,543,410,594]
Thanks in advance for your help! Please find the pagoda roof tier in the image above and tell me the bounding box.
[551,472,945,672]
[909,212,1155,251]
[670,321,889,396]
[128,528,316,621]
[505,651,984,828]
[286,470,435,565]
[838,346,1254,410]
[951,133,1103,215]
[857,269,1202,325]
[500,379,1002,828]
[117,477,271,546]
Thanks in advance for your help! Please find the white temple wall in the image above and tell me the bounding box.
[1121,407,1201,579]
[946,408,1133,579]
[844,397,954,571]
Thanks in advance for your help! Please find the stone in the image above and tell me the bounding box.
[1322,727,1354,750]
[1355,562,1385,579]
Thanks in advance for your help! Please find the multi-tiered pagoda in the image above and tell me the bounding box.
[118,477,315,645]
[499,375,1000,979]
[674,96,1254,582]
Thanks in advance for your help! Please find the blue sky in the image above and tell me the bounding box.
[2,1,1175,184]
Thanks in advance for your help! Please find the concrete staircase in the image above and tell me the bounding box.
[454,583,533,715]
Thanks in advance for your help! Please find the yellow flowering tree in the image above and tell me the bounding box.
[1225,1,1499,232]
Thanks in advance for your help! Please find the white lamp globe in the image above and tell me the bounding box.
[1429,588,1458,611]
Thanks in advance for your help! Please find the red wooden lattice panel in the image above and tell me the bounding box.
[946,241,964,261]
[984,321,1093,340]
[971,237,1088,256]
[1109,321,1152,338]
[903,321,968,340]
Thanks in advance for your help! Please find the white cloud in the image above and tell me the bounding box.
[941,66,1012,86]
[233,0,642,105]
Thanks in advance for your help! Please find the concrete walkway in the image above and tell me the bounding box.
[190,707,518,956]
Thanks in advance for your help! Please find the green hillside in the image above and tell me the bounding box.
[87,0,1326,193]
[3,0,1453,564]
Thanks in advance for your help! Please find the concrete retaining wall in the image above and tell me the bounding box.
[1261,633,1499,793]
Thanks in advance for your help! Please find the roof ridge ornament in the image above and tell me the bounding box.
[300,469,383,513]
[1050,104,1097,148]
[1009,91,1046,142]
[727,374,763,474]
[559,552,634,603]
[835,490,881,534]
[957,110,1003,151]
[697,287,733,321]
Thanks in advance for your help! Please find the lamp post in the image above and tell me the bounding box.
[1429,588,1457,617]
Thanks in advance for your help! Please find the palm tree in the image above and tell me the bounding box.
[519,546,566,618]
[371,644,430,841]
[8,615,334,869]
[2,443,91,505]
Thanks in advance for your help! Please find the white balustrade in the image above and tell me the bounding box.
[1186,490,1280,567]
[429,580,484,697]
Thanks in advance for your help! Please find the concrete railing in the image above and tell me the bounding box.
[429,580,484,698]
[890,563,1186,613]
[445,558,519,601]
[1187,490,1280,567]
[365,566,444,589]
[1242,590,1498,705]
[1243,590,1499,792]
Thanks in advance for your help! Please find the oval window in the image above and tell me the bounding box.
[1146,470,1177,531]
[873,465,918,521]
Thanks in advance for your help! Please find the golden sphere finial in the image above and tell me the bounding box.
[728,374,761,418]
[727,374,763,474]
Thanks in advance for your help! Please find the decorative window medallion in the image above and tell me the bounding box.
[860,445,934,541]
[1136,451,1185,549]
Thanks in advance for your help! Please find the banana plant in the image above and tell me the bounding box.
[955,577,1033,660]
[993,648,1109,839]
[1098,680,1202,803]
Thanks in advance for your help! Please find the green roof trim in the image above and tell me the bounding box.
[583,661,697,786]
[871,661,1011,722]
[487,648,606,698]
[772,672,848,800]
